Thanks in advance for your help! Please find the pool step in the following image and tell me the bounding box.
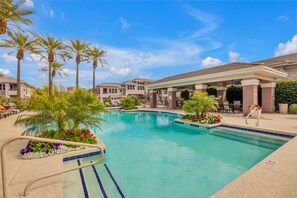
[80,159,125,198]
[209,129,286,149]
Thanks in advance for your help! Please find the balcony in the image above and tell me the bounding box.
[8,90,17,96]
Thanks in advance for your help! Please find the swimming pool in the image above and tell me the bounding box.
[63,110,290,198]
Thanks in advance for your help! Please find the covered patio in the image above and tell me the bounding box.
[147,62,288,116]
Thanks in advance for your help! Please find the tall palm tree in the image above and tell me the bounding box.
[86,47,107,93]
[40,60,68,84]
[67,39,89,89]
[35,35,70,95]
[0,31,36,98]
[0,0,33,35]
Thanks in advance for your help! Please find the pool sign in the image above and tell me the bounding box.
[265,159,278,166]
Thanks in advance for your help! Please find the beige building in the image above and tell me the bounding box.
[147,53,297,115]
[94,78,153,102]
[0,74,34,100]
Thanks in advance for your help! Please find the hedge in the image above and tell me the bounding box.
[275,79,297,107]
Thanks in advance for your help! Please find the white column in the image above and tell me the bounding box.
[261,82,276,113]
[99,88,103,102]
[167,88,177,109]
[241,79,260,115]
[4,83,9,98]
[217,87,227,103]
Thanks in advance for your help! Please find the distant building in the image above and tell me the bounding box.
[0,74,34,100]
[67,87,76,93]
[94,78,153,102]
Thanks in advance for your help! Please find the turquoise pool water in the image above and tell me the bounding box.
[92,110,288,198]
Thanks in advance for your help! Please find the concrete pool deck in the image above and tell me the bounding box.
[0,109,296,197]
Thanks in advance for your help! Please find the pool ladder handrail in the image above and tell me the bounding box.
[245,107,260,126]
[1,136,105,198]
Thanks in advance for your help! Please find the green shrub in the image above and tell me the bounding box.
[14,87,106,136]
[226,86,242,104]
[275,79,297,107]
[207,87,217,97]
[120,96,138,110]
[180,89,190,100]
[289,104,297,114]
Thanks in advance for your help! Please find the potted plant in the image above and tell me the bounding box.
[279,103,288,114]
[250,105,262,118]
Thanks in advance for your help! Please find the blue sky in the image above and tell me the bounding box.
[1,0,297,88]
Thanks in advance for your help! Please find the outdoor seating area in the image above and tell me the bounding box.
[0,103,21,119]
[215,101,243,114]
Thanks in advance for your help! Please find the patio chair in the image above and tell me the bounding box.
[223,101,232,114]
[234,101,242,112]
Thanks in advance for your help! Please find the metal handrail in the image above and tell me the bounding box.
[245,107,260,126]
[1,136,105,198]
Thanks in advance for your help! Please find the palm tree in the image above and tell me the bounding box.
[0,31,36,98]
[182,91,217,117]
[0,0,33,35]
[67,39,89,89]
[40,60,68,84]
[35,35,70,95]
[86,47,107,93]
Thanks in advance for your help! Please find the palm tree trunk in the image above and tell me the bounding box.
[76,63,79,89]
[17,59,21,99]
[49,62,52,96]
[93,67,96,93]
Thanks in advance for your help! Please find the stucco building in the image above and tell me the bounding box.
[94,78,153,102]
[0,74,34,100]
[147,53,297,115]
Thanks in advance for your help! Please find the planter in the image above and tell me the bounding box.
[251,109,262,118]
[279,103,288,114]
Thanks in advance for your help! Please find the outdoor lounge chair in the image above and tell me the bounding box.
[233,101,242,112]
[223,101,232,114]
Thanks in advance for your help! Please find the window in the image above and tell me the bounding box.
[115,89,117,93]
[103,88,107,94]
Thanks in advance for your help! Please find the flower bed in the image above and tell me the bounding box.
[19,128,98,160]
[181,114,222,124]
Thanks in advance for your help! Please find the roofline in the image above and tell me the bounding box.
[147,66,288,89]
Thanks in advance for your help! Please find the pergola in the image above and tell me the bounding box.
[147,62,288,115]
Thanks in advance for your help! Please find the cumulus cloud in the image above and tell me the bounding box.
[275,35,297,56]
[201,56,223,68]
[2,53,17,63]
[278,15,289,21]
[0,68,10,75]
[24,0,34,8]
[119,17,130,31]
[110,67,133,76]
[228,51,241,62]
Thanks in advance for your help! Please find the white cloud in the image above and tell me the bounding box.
[110,67,133,76]
[278,15,289,21]
[119,18,130,31]
[41,5,54,18]
[0,68,10,75]
[201,56,223,68]
[24,0,34,8]
[186,7,220,38]
[275,35,297,56]
[228,51,241,62]
[2,53,17,63]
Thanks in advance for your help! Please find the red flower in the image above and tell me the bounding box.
[80,134,85,139]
